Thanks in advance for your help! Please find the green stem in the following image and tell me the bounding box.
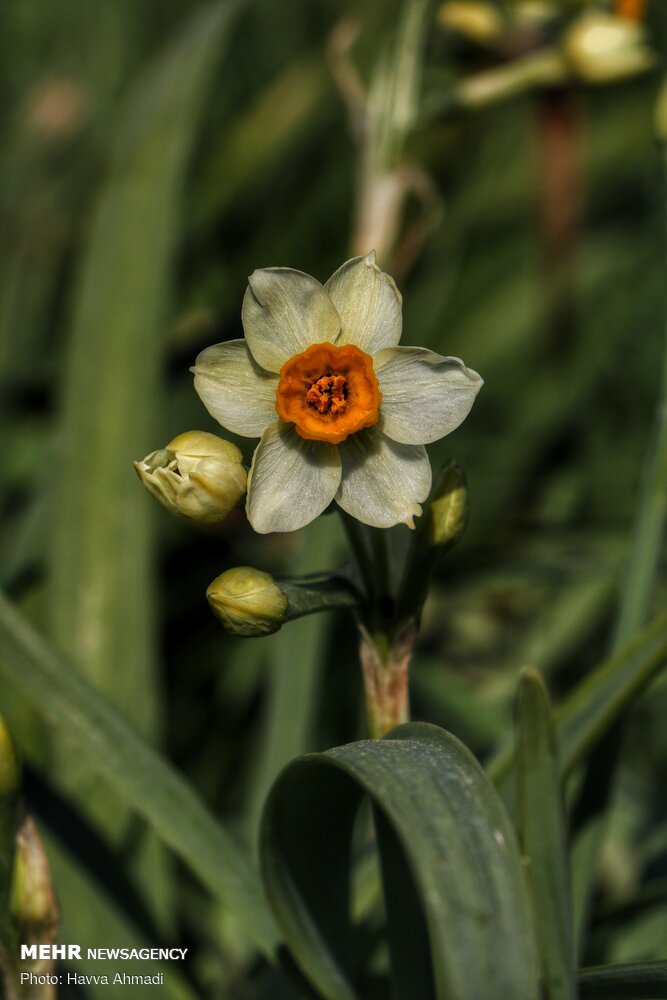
[280,575,360,620]
[395,533,434,623]
[339,512,416,737]
[340,512,376,608]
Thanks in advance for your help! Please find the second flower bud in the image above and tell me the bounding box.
[135,430,247,524]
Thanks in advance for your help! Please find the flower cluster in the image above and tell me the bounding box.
[192,253,482,533]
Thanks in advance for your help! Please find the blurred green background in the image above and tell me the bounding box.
[2,0,667,996]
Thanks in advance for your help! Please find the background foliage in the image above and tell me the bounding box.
[2,0,667,997]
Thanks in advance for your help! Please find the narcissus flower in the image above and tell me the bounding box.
[192,253,482,533]
[564,12,653,83]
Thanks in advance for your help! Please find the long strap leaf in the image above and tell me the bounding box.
[488,609,667,789]
[0,592,280,958]
[50,0,237,731]
[579,961,667,998]
[517,671,575,1000]
[261,722,540,1000]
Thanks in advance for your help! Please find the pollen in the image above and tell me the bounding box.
[276,343,382,444]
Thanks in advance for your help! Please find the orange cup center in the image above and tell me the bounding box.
[275,342,382,444]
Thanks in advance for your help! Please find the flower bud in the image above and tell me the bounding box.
[563,13,653,83]
[426,460,468,550]
[0,717,21,899]
[0,716,21,801]
[438,2,504,46]
[11,817,59,946]
[207,567,288,638]
[135,430,246,524]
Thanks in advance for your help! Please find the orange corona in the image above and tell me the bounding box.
[276,342,382,444]
[615,0,646,20]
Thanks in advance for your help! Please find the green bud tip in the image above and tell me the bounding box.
[0,716,21,798]
[206,567,289,638]
[11,816,59,932]
[134,430,247,524]
[427,460,468,549]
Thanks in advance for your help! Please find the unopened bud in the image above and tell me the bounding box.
[135,430,246,524]
[0,717,21,801]
[207,567,288,638]
[438,2,504,45]
[564,13,653,83]
[427,460,468,550]
[0,717,21,899]
[11,816,59,947]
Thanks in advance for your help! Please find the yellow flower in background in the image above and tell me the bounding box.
[564,12,653,83]
[192,253,483,533]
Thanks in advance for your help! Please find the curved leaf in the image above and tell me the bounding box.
[579,961,667,998]
[260,722,540,1000]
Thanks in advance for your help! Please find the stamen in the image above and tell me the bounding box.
[306,373,348,415]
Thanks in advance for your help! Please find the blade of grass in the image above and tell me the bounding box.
[0,591,280,958]
[244,515,344,843]
[50,0,239,738]
[42,832,197,1000]
[517,671,575,1000]
[571,117,667,948]
[578,961,667,998]
[488,608,667,790]
[191,54,327,233]
[46,0,243,937]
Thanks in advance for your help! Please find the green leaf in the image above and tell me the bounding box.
[42,833,197,1000]
[45,0,243,943]
[191,54,327,232]
[0,592,280,958]
[488,609,667,788]
[579,961,667,998]
[50,0,238,726]
[244,515,345,841]
[517,671,575,1000]
[555,609,667,774]
[260,722,540,1000]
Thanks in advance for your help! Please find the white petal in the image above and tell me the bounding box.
[325,252,402,356]
[374,347,483,445]
[242,268,341,373]
[192,340,278,437]
[247,423,342,534]
[336,426,431,529]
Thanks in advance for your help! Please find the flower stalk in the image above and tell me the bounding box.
[359,620,416,739]
[343,462,468,738]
